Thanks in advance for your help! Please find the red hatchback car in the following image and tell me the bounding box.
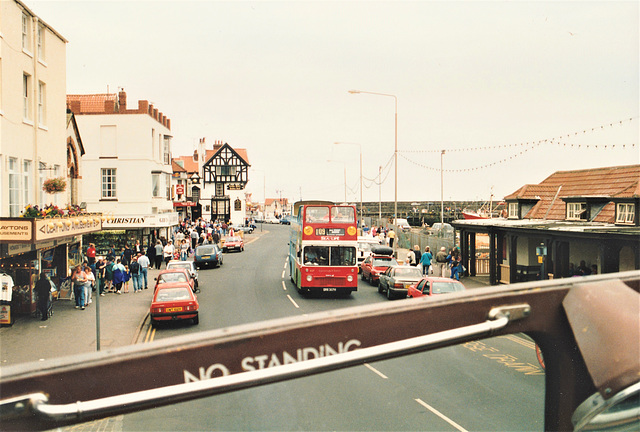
[406,276,465,298]
[360,246,398,286]
[222,236,244,253]
[154,268,196,293]
[150,282,199,327]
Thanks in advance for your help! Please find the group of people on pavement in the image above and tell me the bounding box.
[405,245,464,280]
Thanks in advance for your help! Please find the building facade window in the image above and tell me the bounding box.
[163,136,171,165]
[567,202,587,220]
[23,73,32,120]
[23,160,32,207]
[508,202,518,219]
[101,168,117,199]
[216,166,235,176]
[22,13,32,52]
[215,183,224,197]
[9,158,21,217]
[37,23,45,61]
[151,173,160,197]
[616,203,635,225]
[38,81,46,126]
[164,173,171,200]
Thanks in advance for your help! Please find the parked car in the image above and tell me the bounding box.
[378,265,424,299]
[265,216,280,224]
[357,236,382,272]
[166,260,199,289]
[194,244,224,268]
[280,215,292,225]
[407,276,465,298]
[360,246,397,286]
[154,268,196,293]
[238,225,254,234]
[393,218,411,232]
[150,282,199,327]
[222,236,244,253]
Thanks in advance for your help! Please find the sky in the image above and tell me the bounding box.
[27,0,639,205]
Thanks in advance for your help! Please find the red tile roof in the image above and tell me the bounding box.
[505,165,640,222]
[67,94,117,114]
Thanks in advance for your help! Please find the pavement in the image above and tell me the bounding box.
[0,244,491,368]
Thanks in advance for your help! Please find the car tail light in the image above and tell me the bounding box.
[394,282,404,288]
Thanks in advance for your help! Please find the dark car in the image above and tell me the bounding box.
[280,215,292,225]
[378,265,424,299]
[360,246,397,286]
[407,276,465,298]
[194,244,224,268]
[150,282,199,327]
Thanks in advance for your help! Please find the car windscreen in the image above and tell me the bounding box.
[392,267,422,278]
[158,273,188,283]
[226,237,241,242]
[154,287,192,302]
[373,257,398,267]
[432,281,465,294]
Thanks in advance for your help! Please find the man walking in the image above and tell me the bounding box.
[137,253,150,289]
[434,247,448,277]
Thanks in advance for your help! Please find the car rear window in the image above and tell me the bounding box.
[373,257,398,266]
[158,273,188,283]
[197,246,215,254]
[168,263,191,270]
[155,287,192,301]
[432,281,465,294]
[393,267,422,278]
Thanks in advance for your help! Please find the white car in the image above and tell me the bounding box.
[166,260,199,289]
[265,216,280,224]
[357,236,382,271]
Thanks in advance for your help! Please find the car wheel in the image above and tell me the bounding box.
[387,287,394,300]
[361,271,367,281]
[151,319,158,328]
[193,314,199,325]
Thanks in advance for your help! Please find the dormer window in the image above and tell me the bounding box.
[508,202,519,219]
[616,203,635,225]
[567,202,587,220]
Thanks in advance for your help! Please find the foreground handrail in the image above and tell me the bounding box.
[4,306,520,423]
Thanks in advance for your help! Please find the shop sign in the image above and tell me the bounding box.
[0,305,11,325]
[34,218,102,242]
[103,213,179,229]
[227,184,243,190]
[0,219,33,243]
[173,201,197,207]
[176,185,185,195]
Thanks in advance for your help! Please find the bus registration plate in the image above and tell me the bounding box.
[323,288,337,292]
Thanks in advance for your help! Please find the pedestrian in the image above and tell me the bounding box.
[180,239,189,261]
[434,247,448,277]
[449,248,462,281]
[129,257,141,292]
[107,244,116,262]
[105,257,115,292]
[86,243,96,265]
[190,228,199,250]
[154,240,164,269]
[112,259,126,294]
[163,240,175,268]
[84,264,95,305]
[122,244,133,266]
[134,240,143,255]
[95,258,106,296]
[146,242,156,269]
[72,265,86,309]
[34,272,51,321]
[387,228,396,248]
[412,245,421,268]
[123,264,131,293]
[138,253,150,289]
[420,246,433,276]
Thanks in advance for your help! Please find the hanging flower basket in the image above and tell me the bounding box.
[43,177,67,194]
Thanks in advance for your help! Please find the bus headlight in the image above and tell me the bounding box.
[306,275,313,282]
[347,275,353,282]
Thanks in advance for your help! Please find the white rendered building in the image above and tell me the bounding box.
[67,91,178,251]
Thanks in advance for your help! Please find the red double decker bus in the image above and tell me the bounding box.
[289,201,358,295]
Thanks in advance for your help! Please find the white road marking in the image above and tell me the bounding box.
[281,270,286,279]
[286,294,300,308]
[364,363,388,379]
[283,260,287,270]
[282,281,287,291]
[414,399,469,432]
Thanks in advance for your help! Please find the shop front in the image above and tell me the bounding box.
[173,201,198,223]
[0,216,101,325]
[84,213,179,256]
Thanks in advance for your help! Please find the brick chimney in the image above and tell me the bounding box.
[118,90,127,113]
[213,140,223,151]
[138,100,149,114]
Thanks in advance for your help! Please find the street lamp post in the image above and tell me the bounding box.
[334,142,363,229]
[349,89,397,224]
[440,150,445,224]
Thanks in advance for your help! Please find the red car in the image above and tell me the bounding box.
[154,268,196,293]
[360,247,398,286]
[406,276,465,298]
[222,236,244,253]
[150,282,199,327]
